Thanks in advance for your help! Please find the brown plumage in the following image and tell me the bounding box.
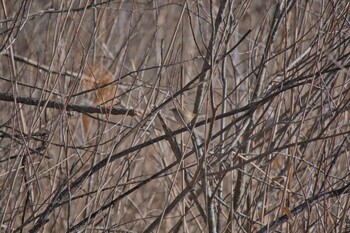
[81,64,117,141]
[81,65,117,107]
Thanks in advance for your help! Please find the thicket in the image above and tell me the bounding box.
[0,1,349,232]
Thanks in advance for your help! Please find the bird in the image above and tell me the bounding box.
[170,107,196,125]
[81,64,117,107]
[81,64,117,141]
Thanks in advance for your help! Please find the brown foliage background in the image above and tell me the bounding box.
[0,1,349,232]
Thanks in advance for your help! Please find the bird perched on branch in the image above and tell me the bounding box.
[170,107,196,125]
[81,64,117,141]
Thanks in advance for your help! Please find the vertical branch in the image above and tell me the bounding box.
[193,0,229,114]
[217,46,227,233]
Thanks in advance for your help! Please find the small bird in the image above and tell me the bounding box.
[170,107,196,125]
[81,64,117,107]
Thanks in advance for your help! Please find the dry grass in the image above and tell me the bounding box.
[0,0,350,232]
